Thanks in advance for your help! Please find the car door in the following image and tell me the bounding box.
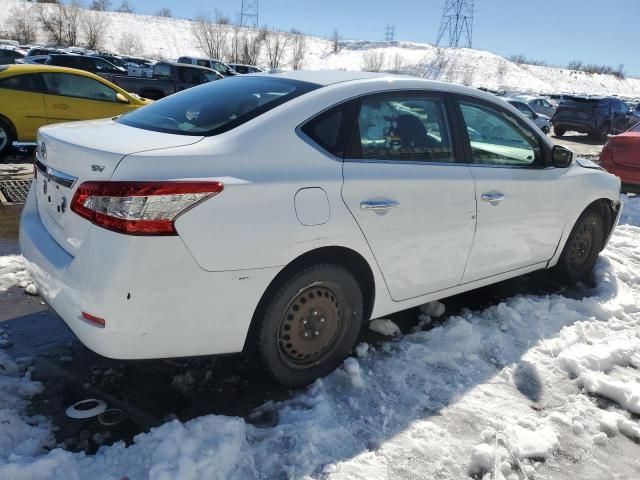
[341,92,477,301]
[41,72,129,124]
[0,72,47,141]
[455,97,566,283]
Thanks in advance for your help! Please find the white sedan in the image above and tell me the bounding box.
[20,71,621,386]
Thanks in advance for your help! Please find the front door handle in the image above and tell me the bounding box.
[360,200,399,211]
[53,104,70,110]
[481,192,505,205]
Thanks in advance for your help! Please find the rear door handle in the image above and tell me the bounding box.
[360,200,399,211]
[53,104,70,110]
[481,192,505,205]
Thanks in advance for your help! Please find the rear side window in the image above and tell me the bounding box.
[196,60,210,68]
[352,95,454,162]
[154,63,171,79]
[301,101,357,158]
[0,73,42,92]
[117,76,320,136]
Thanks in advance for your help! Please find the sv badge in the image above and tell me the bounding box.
[91,165,106,172]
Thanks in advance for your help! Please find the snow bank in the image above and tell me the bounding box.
[0,195,637,478]
[0,255,28,292]
[1,0,639,97]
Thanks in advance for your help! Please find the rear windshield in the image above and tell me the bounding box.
[117,76,320,136]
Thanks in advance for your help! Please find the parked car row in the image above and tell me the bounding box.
[0,64,150,157]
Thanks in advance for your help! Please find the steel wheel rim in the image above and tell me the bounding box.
[0,127,6,151]
[568,223,594,272]
[278,285,342,367]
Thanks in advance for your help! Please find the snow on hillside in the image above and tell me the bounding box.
[2,0,640,98]
[0,195,639,479]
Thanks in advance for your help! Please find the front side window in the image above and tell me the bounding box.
[459,101,541,167]
[42,73,117,102]
[196,60,210,68]
[94,58,117,72]
[177,67,199,84]
[117,76,320,136]
[354,95,454,162]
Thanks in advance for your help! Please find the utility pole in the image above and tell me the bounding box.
[435,0,474,48]
[240,0,259,29]
[385,24,396,43]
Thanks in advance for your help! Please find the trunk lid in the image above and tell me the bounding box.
[35,119,203,255]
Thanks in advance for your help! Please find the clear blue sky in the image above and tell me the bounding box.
[126,0,639,76]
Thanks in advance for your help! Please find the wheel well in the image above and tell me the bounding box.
[584,198,618,248]
[245,247,376,351]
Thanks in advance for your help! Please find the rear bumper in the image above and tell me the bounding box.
[19,187,279,359]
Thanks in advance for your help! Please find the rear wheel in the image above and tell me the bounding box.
[0,118,15,158]
[593,122,610,142]
[554,126,565,137]
[553,210,605,284]
[248,264,364,387]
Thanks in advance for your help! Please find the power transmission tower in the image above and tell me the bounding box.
[240,0,259,29]
[385,24,396,42]
[435,0,474,48]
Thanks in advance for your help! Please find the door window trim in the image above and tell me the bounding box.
[452,93,551,169]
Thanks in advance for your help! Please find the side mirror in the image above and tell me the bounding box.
[116,93,130,104]
[552,145,573,168]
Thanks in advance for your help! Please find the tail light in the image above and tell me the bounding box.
[71,181,223,235]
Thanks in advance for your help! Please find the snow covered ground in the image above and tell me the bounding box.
[1,0,640,98]
[0,195,638,479]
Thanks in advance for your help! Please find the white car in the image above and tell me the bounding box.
[20,71,621,387]
[506,99,552,134]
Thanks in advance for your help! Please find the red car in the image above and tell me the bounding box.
[600,122,640,193]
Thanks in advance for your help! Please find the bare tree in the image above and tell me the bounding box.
[191,11,230,61]
[155,7,172,18]
[9,6,38,44]
[81,9,108,49]
[567,60,583,71]
[228,24,243,64]
[290,30,307,70]
[389,53,405,73]
[331,28,341,53]
[37,1,81,46]
[116,1,134,13]
[240,31,264,66]
[362,51,385,72]
[264,28,294,70]
[89,0,110,11]
[117,31,142,55]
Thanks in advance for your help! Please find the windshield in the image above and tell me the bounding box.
[117,76,320,136]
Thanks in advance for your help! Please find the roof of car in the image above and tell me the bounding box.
[247,70,403,86]
[0,63,118,80]
[162,61,217,71]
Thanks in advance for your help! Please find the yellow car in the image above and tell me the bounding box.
[0,64,151,157]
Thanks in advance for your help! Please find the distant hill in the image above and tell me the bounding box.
[2,0,639,98]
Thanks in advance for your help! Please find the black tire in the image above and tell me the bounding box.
[597,122,610,143]
[542,125,550,134]
[0,118,15,159]
[247,264,364,387]
[554,126,565,137]
[553,209,605,284]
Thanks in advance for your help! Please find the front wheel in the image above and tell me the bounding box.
[553,210,605,284]
[593,122,610,142]
[554,126,566,137]
[0,118,15,158]
[248,264,364,387]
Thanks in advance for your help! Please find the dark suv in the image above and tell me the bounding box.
[46,54,126,75]
[552,96,638,142]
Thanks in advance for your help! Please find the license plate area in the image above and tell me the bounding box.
[35,159,78,226]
